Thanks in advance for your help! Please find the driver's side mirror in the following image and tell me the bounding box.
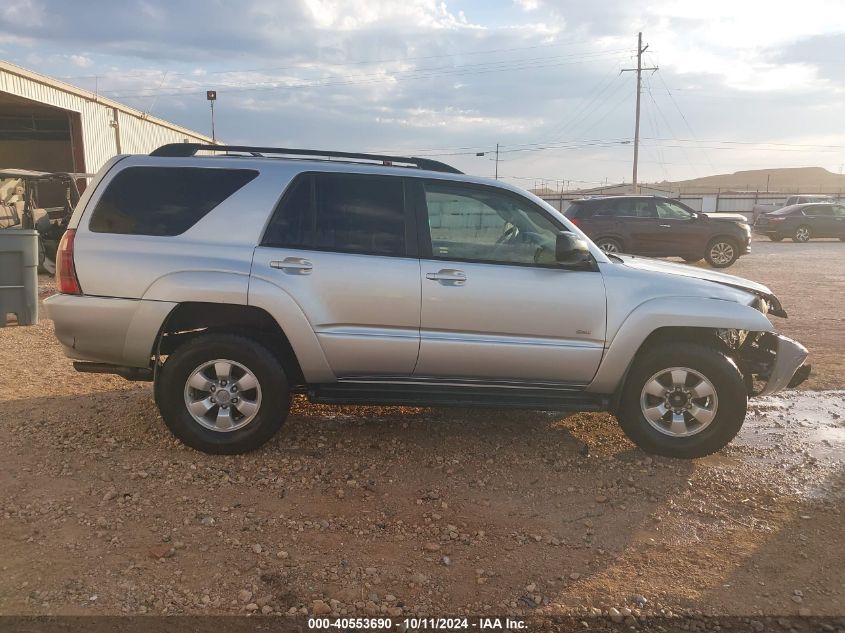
[555,232,592,267]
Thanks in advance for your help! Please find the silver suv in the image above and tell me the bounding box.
[46,144,810,458]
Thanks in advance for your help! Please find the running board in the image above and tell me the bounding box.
[307,382,608,411]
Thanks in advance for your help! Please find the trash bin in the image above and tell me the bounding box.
[0,229,39,326]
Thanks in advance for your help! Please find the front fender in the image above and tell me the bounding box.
[587,296,773,393]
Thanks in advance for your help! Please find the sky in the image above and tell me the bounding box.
[1,0,844,189]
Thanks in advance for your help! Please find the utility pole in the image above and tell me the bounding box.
[621,33,657,193]
[494,143,499,180]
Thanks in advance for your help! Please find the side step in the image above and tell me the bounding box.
[308,382,608,411]
[73,362,153,382]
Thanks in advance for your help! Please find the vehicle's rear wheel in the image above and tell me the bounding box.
[155,333,290,454]
[793,225,811,242]
[595,237,623,254]
[768,235,784,242]
[617,342,747,458]
[704,237,739,267]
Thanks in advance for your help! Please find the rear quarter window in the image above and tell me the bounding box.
[88,166,258,236]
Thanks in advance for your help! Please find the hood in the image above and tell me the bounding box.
[615,254,787,317]
[702,212,749,223]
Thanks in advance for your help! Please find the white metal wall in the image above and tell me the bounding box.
[1,61,211,174]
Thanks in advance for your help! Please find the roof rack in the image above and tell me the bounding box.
[149,143,463,174]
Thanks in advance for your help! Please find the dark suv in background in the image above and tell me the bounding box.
[564,196,751,267]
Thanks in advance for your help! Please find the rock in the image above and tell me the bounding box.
[525,583,536,592]
[608,607,623,623]
[423,542,441,552]
[276,550,289,559]
[632,594,648,606]
[239,589,253,604]
[388,606,403,617]
[441,556,451,566]
[792,595,803,604]
[569,572,581,580]
[595,495,608,504]
[252,544,262,554]
[334,587,360,603]
[102,489,118,502]
[261,605,273,615]
[148,544,175,559]
[312,600,332,615]
[245,603,259,612]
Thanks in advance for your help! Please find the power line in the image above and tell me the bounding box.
[59,37,615,82]
[102,50,630,99]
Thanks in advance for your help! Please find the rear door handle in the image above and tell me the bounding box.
[270,257,313,274]
[659,224,671,228]
[425,269,467,285]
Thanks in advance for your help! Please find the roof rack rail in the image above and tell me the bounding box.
[149,143,463,174]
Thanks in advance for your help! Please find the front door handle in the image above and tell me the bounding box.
[425,269,467,285]
[270,257,313,274]
[659,224,671,228]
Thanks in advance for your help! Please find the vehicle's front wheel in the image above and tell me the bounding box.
[793,225,811,242]
[617,342,747,458]
[155,333,290,454]
[705,237,739,267]
[595,237,623,254]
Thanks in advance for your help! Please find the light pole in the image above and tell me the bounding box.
[206,90,217,142]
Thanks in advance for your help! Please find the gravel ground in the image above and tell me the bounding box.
[0,238,843,620]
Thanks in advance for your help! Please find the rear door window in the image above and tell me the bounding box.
[89,167,258,235]
[262,172,408,257]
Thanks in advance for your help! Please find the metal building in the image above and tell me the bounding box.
[0,59,213,177]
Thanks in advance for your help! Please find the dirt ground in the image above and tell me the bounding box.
[0,237,843,622]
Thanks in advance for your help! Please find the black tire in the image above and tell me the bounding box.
[616,342,747,458]
[155,333,290,454]
[682,256,702,263]
[595,237,623,254]
[792,225,811,243]
[704,237,739,268]
[769,235,784,242]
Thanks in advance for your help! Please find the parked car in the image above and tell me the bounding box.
[753,202,845,242]
[564,195,751,267]
[752,194,836,221]
[46,144,809,459]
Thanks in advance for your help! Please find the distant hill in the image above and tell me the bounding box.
[651,167,845,193]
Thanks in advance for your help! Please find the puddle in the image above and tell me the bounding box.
[740,390,845,461]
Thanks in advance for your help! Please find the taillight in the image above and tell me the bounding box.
[56,229,82,295]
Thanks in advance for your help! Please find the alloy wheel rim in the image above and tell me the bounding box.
[639,366,719,437]
[599,241,620,253]
[796,227,809,241]
[183,359,262,432]
[710,242,734,265]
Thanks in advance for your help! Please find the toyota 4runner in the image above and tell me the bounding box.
[45,144,810,458]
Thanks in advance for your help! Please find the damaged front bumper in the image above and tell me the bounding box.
[739,332,811,396]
